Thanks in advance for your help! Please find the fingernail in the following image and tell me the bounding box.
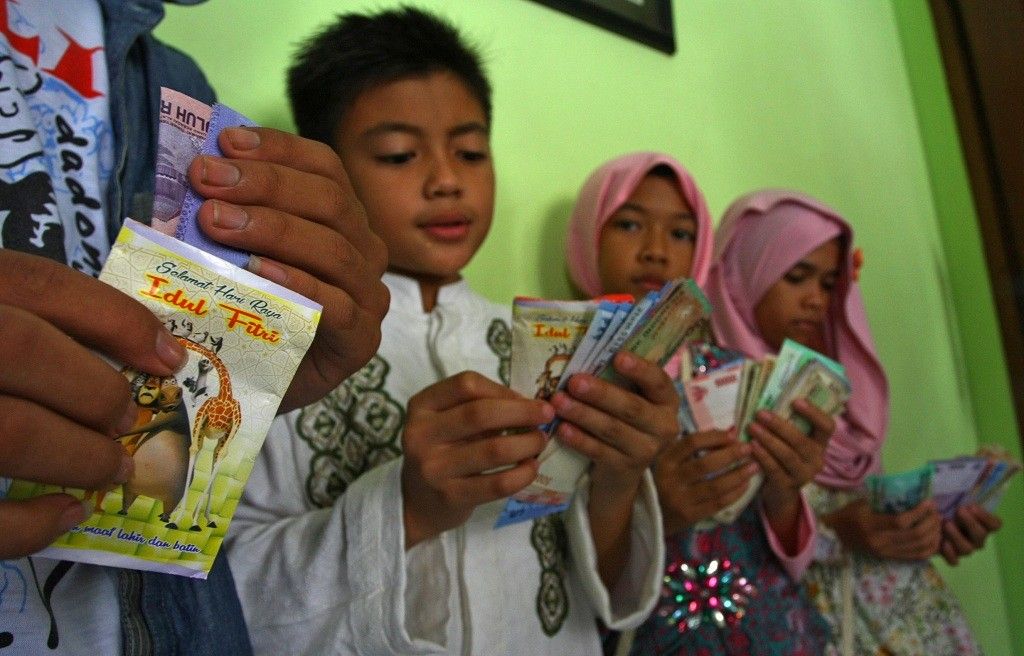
[617,352,636,370]
[226,127,260,151]
[541,403,555,422]
[114,452,134,485]
[116,402,138,435]
[201,157,240,187]
[58,500,92,532]
[573,376,591,394]
[246,255,289,286]
[552,393,573,412]
[156,331,187,372]
[212,200,249,229]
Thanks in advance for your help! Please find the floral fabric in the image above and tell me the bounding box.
[804,484,981,656]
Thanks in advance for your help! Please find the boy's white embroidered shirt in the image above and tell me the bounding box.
[227,272,663,655]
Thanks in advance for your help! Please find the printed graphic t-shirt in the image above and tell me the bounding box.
[0,0,113,276]
[0,1,121,654]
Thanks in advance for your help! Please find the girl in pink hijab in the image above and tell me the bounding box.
[566,156,830,655]
[707,189,986,655]
[566,151,715,295]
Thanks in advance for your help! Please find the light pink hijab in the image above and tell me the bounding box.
[706,189,889,489]
[565,152,715,295]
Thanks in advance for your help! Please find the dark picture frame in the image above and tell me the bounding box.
[530,0,676,54]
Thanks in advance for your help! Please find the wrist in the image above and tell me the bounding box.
[588,468,644,509]
[761,484,800,519]
[401,469,455,549]
[661,510,693,537]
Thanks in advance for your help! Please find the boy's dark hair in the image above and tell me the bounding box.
[288,6,492,146]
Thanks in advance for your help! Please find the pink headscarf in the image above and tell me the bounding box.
[565,152,715,295]
[706,189,889,489]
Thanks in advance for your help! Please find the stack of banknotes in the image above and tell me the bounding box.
[867,446,1022,516]
[498,278,711,526]
[677,338,852,523]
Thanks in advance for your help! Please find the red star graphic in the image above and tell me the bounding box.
[44,28,103,99]
[0,0,41,63]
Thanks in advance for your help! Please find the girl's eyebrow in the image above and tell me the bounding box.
[614,202,696,221]
[789,260,841,277]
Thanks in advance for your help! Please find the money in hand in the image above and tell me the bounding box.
[497,278,711,527]
[771,359,850,435]
[866,463,934,514]
[867,445,1020,518]
[153,88,211,239]
[675,338,850,524]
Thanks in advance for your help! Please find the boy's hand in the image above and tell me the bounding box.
[826,498,941,560]
[551,352,678,587]
[655,429,758,535]
[400,372,552,548]
[189,127,390,413]
[0,250,188,558]
[748,399,833,518]
[940,504,1002,565]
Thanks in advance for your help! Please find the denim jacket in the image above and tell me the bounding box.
[99,1,252,653]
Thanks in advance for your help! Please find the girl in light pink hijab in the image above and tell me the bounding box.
[565,151,714,296]
[566,161,831,655]
[707,189,983,655]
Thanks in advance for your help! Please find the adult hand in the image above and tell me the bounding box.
[188,127,390,413]
[654,429,757,535]
[0,250,188,558]
[826,498,941,560]
[940,504,1002,565]
[400,372,552,548]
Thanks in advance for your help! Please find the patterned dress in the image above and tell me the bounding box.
[628,503,831,655]
[226,273,664,655]
[803,484,981,656]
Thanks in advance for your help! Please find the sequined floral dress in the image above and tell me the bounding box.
[628,503,831,655]
[803,483,981,656]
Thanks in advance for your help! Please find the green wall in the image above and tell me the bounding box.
[157,2,1021,653]
[891,3,1024,654]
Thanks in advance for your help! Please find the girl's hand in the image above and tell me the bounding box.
[748,399,833,514]
[654,429,757,535]
[940,504,1002,565]
[826,498,942,560]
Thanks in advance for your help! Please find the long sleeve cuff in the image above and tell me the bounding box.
[345,458,454,654]
[758,490,815,581]
[565,470,664,629]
